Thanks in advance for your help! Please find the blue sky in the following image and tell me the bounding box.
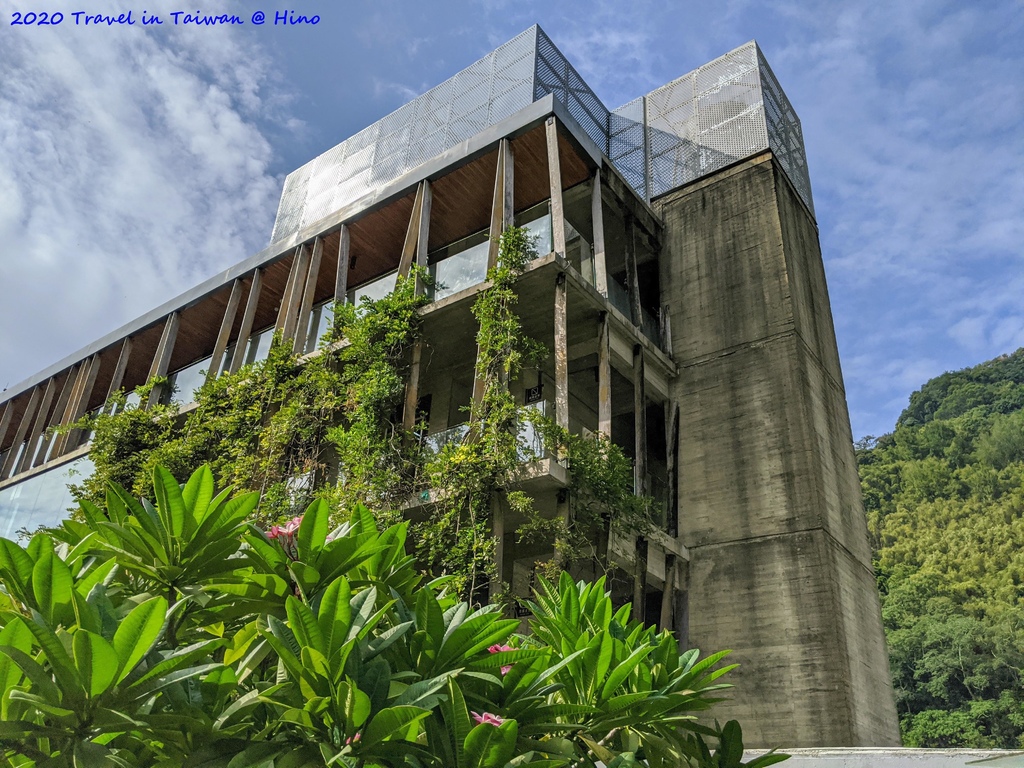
[1,0,1021,438]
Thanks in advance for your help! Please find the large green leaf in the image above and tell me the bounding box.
[32,548,74,627]
[464,718,518,768]
[112,596,168,683]
[360,705,430,750]
[72,629,119,697]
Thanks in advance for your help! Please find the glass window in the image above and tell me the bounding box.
[348,272,397,306]
[0,455,94,538]
[167,355,211,405]
[245,326,275,366]
[516,204,552,256]
[303,300,335,353]
[431,240,489,301]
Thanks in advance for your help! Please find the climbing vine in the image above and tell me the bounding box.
[72,227,654,603]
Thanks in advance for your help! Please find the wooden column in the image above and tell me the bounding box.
[398,181,427,279]
[624,214,642,327]
[598,312,612,437]
[1,387,41,480]
[546,117,566,257]
[554,272,569,429]
[16,377,56,474]
[592,169,608,297]
[487,138,514,269]
[54,354,101,456]
[275,250,302,333]
[402,340,423,432]
[207,278,244,384]
[632,343,648,617]
[490,494,505,599]
[334,225,350,303]
[103,338,132,413]
[34,371,76,466]
[0,402,13,457]
[146,312,180,409]
[230,269,263,374]
[294,236,324,354]
[281,244,312,345]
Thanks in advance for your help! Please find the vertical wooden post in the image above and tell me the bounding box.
[592,169,608,297]
[51,356,99,457]
[403,340,423,433]
[398,182,426,279]
[334,225,350,303]
[146,312,180,409]
[208,278,244,383]
[633,343,648,617]
[230,269,262,374]
[546,117,566,257]
[598,312,612,437]
[275,250,301,332]
[487,138,514,269]
[16,378,56,474]
[490,494,505,600]
[35,371,76,466]
[414,181,432,296]
[1,387,41,480]
[281,244,312,344]
[0,402,13,457]
[554,272,569,430]
[294,236,324,354]
[103,338,132,413]
[624,214,642,327]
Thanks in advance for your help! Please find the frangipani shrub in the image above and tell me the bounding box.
[0,465,786,768]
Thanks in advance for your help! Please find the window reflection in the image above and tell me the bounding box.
[0,455,93,538]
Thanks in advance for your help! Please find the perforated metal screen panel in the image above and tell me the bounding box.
[270,31,814,243]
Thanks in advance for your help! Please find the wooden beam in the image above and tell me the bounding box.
[490,494,505,599]
[598,313,612,437]
[592,169,608,297]
[624,214,642,327]
[0,402,12,455]
[398,182,426,279]
[281,243,312,345]
[16,378,56,475]
[230,269,263,374]
[1,387,41,480]
[294,236,324,354]
[275,248,302,334]
[51,363,88,458]
[334,225,350,303]
[34,370,76,466]
[103,338,132,413]
[57,354,101,456]
[402,340,423,432]
[414,181,432,296]
[207,278,244,384]
[546,117,566,257]
[554,272,569,429]
[487,138,514,270]
[146,312,180,409]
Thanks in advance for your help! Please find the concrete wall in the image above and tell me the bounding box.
[656,152,900,747]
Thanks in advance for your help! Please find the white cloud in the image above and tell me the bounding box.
[0,0,285,392]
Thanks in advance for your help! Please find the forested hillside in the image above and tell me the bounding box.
[857,349,1024,747]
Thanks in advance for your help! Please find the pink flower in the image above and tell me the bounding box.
[344,732,361,746]
[265,515,303,559]
[471,711,505,726]
[488,643,514,675]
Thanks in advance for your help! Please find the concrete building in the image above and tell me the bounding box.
[0,27,899,747]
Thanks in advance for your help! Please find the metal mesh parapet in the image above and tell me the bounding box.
[270,32,815,243]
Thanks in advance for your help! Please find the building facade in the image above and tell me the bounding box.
[0,27,900,747]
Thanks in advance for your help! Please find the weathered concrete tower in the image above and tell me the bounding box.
[648,48,901,745]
